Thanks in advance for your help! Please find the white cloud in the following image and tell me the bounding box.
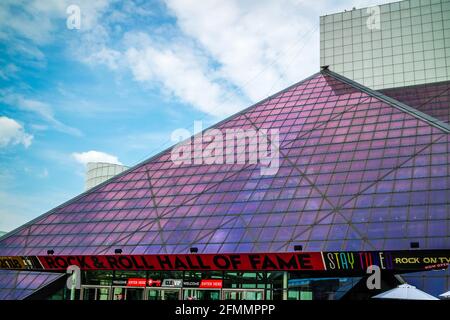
[0,92,82,136]
[125,34,247,117]
[0,0,113,64]
[72,150,123,166]
[0,116,33,148]
[72,1,157,70]
[83,0,322,116]
[0,0,111,41]
[0,0,399,118]
[0,0,60,45]
[164,0,320,102]
[121,0,397,114]
[85,47,122,70]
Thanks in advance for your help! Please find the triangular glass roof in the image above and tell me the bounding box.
[0,270,63,300]
[0,70,448,256]
[380,80,450,124]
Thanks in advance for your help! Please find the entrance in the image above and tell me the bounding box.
[183,289,221,300]
[111,286,145,300]
[146,288,181,300]
[80,285,110,300]
[222,289,265,300]
[80,286,265,301]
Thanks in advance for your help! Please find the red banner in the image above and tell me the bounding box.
[200,279,223,289]
[37,252,324,271]
[126,278,147,287]
[148,279,162,287]
[1,250,448,273]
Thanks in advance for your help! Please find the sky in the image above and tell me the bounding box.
[0,0,396,232]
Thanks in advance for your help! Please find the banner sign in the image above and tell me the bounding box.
[147,279,162,287]
[0,250,448,273]
[183,280,201,288]
[181,279,223,288]
[0,256,43,270]
[36,252,325,272]
[161,279,183,288]
[322,250,450,272]
[113,278,166,287]
[126,278,147,287]
[200,279,223,289]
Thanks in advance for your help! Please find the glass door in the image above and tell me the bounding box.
[244,290,264,300]
[112,286,145,300]
[81,286,110,300]
[146,288,181,300]
[222,289,265,300]
[222,290,243,300]
[183,289,221,300]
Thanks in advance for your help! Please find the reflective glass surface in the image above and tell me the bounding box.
[0,270,63,300]
[0,72,447,257]
[381,80,450,123]
[320,0,450,89]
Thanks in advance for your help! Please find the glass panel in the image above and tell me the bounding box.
[222,290,264,300]
[183,289,221,301]
[82,287,110,300]
[147,289,180,301]
[111,287,144,300]
[125,288,145,300]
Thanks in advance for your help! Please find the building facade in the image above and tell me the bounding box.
[0,69,449,300]
[320,0,450,89]
[379,80,450,123]
[1,0,449,301]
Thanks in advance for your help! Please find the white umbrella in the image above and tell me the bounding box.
[372,284,439,300]
[439,291,450,299]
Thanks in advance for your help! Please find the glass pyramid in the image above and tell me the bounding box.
[381,80,450,124]
[0,270,63,300]
[0,70,448,257]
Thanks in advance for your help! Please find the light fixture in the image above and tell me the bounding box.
[294,245,303,251]
[410,242,420,249]
[190,247,198,253]
[114,248,123,254]
[47,250,54,255]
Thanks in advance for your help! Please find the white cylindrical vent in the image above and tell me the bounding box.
[85,162,129,190]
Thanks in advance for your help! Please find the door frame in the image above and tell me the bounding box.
[221,288,265,300]
[80,285,112,300]
[79,285,267,301]
[182,288,222,300]
[110,285,146,300]
[145,287,182,300]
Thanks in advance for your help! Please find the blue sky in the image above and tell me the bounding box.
[0,0,394,232]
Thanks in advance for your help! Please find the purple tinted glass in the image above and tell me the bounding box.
[380,80,450,124]
[0,72,447,265]
[0,271,63,300]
